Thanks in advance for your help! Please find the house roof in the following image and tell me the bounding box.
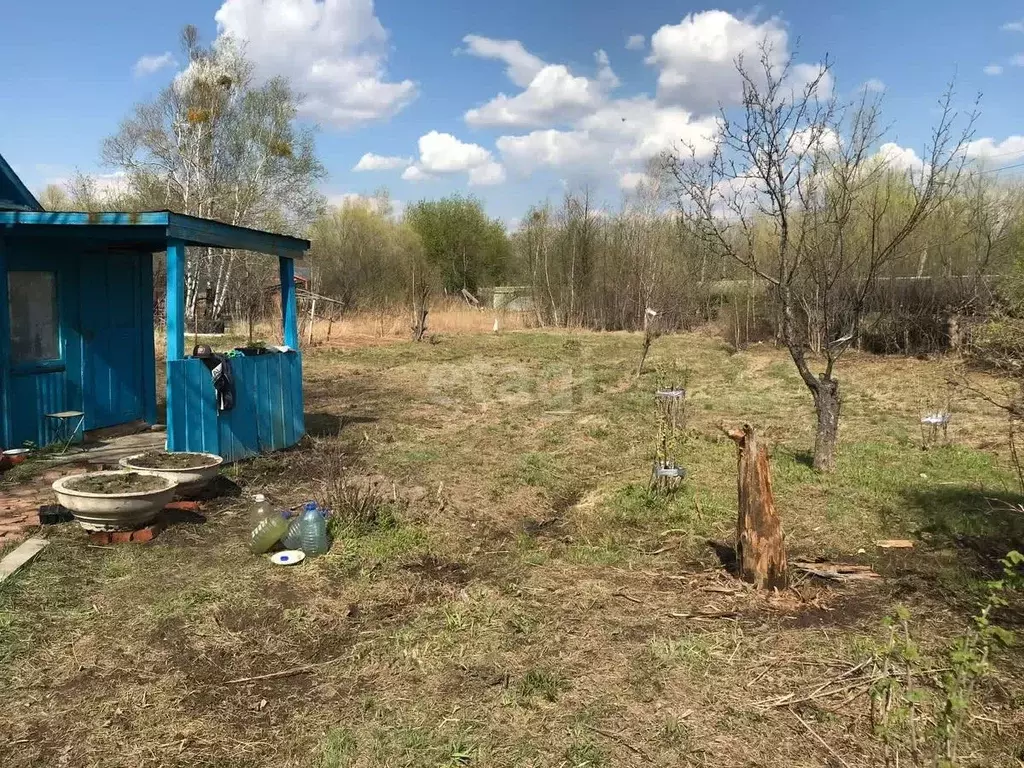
[0,153,43,212]
[0,210,310,259]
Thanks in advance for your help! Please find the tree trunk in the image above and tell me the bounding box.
[411,307,428,341]
[728,424,788,590]
[812,377,840,472]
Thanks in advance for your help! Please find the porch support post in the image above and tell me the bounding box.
[165,239,186,449]
[279,256,298,348]
[166,239,186,360]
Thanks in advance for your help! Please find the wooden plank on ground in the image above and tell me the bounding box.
[792,561,881,581]
[0,537,49,584]
[876,539,915,549]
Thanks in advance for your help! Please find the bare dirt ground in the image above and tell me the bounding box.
[1,330,1022,767]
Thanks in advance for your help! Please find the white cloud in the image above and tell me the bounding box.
[876,142,925,172]
[451,14,825,192]
[213,0,416,129]
[790,62,834,98]
[353,153,412,171]
[645,11,830,113]
[133,52,176,77]
[461,34,546,87]
[468,161,507,186]
[418,131,491,172]
[965,136,1024,163]
[496,130,605,173]
[497,97,718,177]
[404,131,506,186]
[791,126,841,155]
[401,165,431,182]
[576,97,719,164]
[1012,54,1024,67]
[861,78,886,92]
[626,34,645,51]
[646,11,786,112]
[595,49,620,89]
[619,171,649,191]
[462,36,621,129]
[1002,20,1024,33]
[465,64,608,128]
[983,64,1003,76]
[459,30,722,185]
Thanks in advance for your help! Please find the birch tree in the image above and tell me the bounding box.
[102,25,325,323]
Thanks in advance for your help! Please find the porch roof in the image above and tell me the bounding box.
[0,210,309,259]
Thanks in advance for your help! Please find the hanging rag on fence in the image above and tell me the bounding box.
[194,345,235,412]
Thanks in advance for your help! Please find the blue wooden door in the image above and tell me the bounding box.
[80,255,144,429]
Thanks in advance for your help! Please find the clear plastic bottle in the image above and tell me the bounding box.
[298,503,330,556]
[250,494,272,528]
[281,502,324,550]
[280,514,303,550]
[249,511,289,554]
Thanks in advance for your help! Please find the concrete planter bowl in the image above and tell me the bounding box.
[52,471,177,531]
[118,452,224,497]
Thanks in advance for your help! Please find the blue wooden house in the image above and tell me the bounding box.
[0,152,308,461]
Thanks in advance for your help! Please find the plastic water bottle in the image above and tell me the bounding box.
[249,511,289,554]
[281,502,326,550]
[250,494,272,528]
[281,514,303,550]
[298,502,330,556]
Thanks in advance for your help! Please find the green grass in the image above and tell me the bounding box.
[1,329,1022,768]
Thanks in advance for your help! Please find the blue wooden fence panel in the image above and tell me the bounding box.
[166,351,304,462]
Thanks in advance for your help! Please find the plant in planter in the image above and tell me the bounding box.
[53,470,178,531]
[118,451,223,496]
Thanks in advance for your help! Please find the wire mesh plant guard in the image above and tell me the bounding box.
[920,411,951,448]
[652,387,687,491]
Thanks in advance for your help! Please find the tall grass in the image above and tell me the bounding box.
[241,300,539,345]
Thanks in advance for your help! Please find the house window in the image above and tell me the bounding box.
[9,271,59,363]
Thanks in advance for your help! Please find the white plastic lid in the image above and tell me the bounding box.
[253,493,266,502]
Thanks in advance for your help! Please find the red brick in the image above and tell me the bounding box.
[89,531,114,545]
[111,531,133,544]
[130,522,164,543]
[164,501,201,512]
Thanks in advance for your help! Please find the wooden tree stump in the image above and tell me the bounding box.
[727,424,788,590]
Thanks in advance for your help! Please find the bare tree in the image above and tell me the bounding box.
[666,44,976,471]
[102,26,325,324]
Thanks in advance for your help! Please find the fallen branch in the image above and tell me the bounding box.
[612,591,645,605]
[703,585,740,595]
[222,657,341,685]
[644,543,679,556]
[791,709,853,768]
[668,610,738,620]
[791,562,881,581]
[584,725,653,763]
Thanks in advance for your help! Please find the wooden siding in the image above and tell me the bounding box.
[0,245,156,449]
[166,352,304,462]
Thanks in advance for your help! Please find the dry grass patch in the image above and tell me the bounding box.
[1,330,1023,767]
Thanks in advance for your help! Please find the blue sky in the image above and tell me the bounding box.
[2,0,1023,225]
